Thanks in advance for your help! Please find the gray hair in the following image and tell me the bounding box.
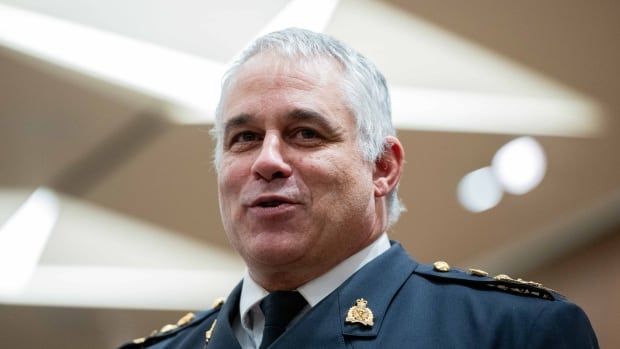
[213,28,404,227]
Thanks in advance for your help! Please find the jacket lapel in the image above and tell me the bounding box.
[272,242,417,348]
[273,291,348,349]
[205,282,243,349]
[339,242,417,339]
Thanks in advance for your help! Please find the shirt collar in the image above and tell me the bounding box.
[238,233,390,330]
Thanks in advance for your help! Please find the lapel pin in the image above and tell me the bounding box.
[203,319,217,348]
[345,298,374,326]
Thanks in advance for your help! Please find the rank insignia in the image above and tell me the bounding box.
[205,319,217,344]
[345,298,374,326]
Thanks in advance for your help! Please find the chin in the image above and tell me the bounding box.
[247,234,308,267]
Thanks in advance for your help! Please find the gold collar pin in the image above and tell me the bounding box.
[345,298,374,326]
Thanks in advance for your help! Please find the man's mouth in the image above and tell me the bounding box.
[257,200,286,208]
[249,195,298,209]
[247,195,299,218]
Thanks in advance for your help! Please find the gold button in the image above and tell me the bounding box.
[132,337,146,344]
[469,268,489,277]
[433,261,450,272]
[212,297,225,309]
[494,274,513,281]
[176,312,195,326]
[159,324,178,333]
[526,280,543,288]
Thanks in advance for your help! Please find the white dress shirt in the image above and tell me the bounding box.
[232,234,391,348]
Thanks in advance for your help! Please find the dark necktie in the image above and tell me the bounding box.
[259,291,307,349]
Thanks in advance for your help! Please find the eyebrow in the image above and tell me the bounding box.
[223,113,252,138]
[287,108,339,132]
[223,108,341,137]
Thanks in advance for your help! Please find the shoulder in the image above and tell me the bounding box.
[412,260,563,301]
[403,260,598,347]
[118,298,224,349]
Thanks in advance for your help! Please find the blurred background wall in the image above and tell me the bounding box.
[0,0,618,347]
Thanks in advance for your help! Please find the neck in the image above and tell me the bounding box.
[249,270,315,292]
[249,231,384,291]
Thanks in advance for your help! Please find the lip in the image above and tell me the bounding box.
[246,195,301,219]
[248,195,298,208]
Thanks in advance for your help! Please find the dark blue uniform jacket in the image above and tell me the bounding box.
[121,242,599,348]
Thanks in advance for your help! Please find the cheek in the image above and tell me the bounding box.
[301,154,372,206]
[219,158,250,192]
[217,159,250,223]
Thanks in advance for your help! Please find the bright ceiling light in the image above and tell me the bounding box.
[0,187,59,296]
[345,0,604,137]
[492,137,547,195]
[457,167,504,212]
[391,86,602,137]
[0,3,225,116]
[0,265,241,310]
[255,0,340,38]
[0,189,245,308]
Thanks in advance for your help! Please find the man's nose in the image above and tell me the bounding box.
[251,133,292,181]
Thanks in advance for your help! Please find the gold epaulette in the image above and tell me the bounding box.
[426,260,562,300]
[120,297,225,348]
[125,312,196,347]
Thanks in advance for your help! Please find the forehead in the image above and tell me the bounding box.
[221,53,348,119]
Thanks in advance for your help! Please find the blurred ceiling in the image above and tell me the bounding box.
[0,0,619,313]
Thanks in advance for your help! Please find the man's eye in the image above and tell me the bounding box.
[296,129,320,140]
[227,131,261,150]
[234,131,259,143]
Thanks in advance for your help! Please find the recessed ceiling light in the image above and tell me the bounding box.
[457,167,504,212]
[492,137,547,195]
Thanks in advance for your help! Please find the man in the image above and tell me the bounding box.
[121,28,598,348]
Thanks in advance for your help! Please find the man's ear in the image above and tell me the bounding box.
[373,136,405,198]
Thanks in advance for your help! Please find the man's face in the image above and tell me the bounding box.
[217,54,381,283]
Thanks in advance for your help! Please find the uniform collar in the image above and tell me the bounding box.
[238,234,390,335]
[212,241,417,349]
[337,241,417,338]
[271,242,418,348]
